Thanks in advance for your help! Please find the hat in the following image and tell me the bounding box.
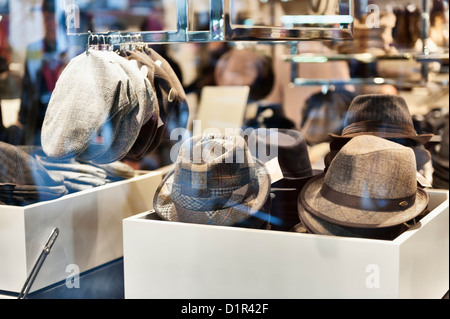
[247,128,321,230]
[144,47,188,130]
[214,48,274,101]
[153,134,271,228]
[248,128,314,179]
[88,53,156,164]
[324,144,432,170]
[329,94,434,147]
[122,49,163,159]
[0,142,68,205]
[1,142,65,187]
[299,135,429,229]
[300,89,355,145]
[41,50,135,159]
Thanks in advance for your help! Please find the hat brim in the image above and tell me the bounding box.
[126,113,160,160]
[271,169,323,190]
[328,132,434,147]
[298,202,411,240]
[154,159,271,227]
[299,174,429,228]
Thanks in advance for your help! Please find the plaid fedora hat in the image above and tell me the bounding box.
[299,135,429,229]
[153,134,271,228]
[329,94,433,147]
[41,50,134,159]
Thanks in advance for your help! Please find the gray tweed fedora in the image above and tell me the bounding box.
[154,134,271,228]
[299,135,429,229]
[329,94,434,147]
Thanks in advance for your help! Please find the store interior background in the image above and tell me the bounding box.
[0,0,448,174]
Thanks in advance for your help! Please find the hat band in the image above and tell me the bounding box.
[320,183,416,212]
[342,120,418,137]
[172,177,259,212]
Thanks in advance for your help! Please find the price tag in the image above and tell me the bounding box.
[264,157,284,184]
[416,172,432,188]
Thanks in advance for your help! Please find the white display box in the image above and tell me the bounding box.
[0,171,162,294]
[123,189,449,299]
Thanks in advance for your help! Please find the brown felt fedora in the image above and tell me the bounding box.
[299,135,429,229]
[329,94,433,147]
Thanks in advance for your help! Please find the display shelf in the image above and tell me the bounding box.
[283,52,449,64]
[282,52,416,64]
[68,0,354,43]
[292,77,449,88]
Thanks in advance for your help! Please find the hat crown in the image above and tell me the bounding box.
[172,134,258,211]
[344,94,414,128]
[248,128,313,178]
[325,135,417,200]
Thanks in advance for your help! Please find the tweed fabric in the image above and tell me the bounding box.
[324,144,432,170]
[144,46,189,137]
[0,142,68,205]
[123,47,188,158]
[0,142,65,187]
[329,94,433,146]
[299,135,429,228]
[154,134,271,227]
[41,50,134,159]
[90,53,156,163]
[122,49,161,159]
[144,46,187,113]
